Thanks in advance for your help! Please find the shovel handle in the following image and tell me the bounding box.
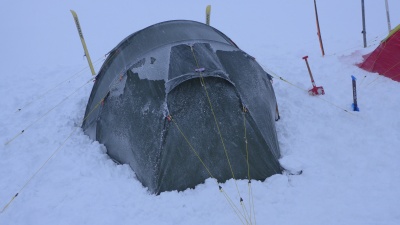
[302,56,316,86]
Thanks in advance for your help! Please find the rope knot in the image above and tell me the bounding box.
[195,68,205,73]
[242,105,248,113]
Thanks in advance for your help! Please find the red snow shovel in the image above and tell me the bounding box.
[302,56,325,96]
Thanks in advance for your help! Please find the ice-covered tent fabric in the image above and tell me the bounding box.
[358,24,400,82]
[82,20,282,194]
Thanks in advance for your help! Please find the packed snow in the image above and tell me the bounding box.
[1,1,400,224]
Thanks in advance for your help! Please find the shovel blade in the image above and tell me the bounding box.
[308,86,325,96]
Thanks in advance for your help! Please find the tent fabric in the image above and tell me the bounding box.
[358,24,400,82]
[82,20,282,194]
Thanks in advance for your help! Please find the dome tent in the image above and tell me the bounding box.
[358,24,400,82]
[82,20,282,194]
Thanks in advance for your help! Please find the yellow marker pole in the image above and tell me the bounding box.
[70,10,96,75]
[206,5,211,25]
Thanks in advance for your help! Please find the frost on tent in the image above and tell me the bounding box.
[82,20,282,194]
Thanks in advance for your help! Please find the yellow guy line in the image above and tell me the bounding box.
[1,93,104,214]
[15,57,103,113]
[4,77,94,145]
[263,67,358,117]
[190,45,254,224]
[170,115,248,225]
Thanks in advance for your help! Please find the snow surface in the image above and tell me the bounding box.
[1,1,400,224]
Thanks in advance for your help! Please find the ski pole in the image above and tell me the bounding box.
[361,0,367,48]
[313,0,325,56]
[385,0,392,33]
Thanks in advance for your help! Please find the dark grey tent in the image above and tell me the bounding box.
[83,20,282,194]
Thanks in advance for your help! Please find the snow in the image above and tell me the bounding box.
[1,0,400,224]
